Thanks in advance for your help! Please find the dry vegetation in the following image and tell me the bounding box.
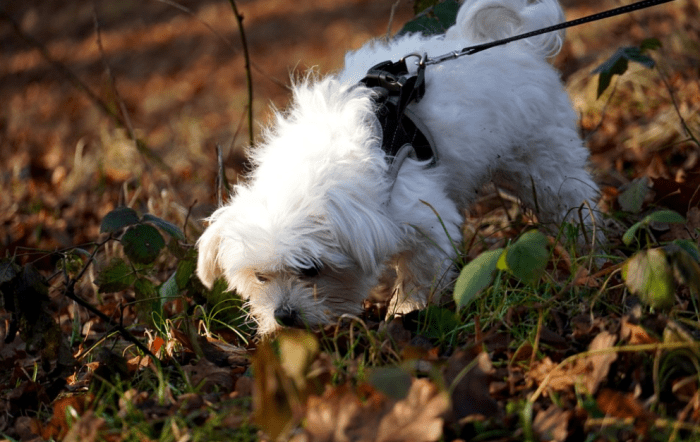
[1,0,700,441]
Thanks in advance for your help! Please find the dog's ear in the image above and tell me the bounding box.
[327,198,400,273]
[196,220,224,289]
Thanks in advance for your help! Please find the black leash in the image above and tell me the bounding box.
[425,0,677,65]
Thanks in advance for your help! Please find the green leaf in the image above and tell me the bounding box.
[505,231,549,284]
[100,206,140,233]
[398,0,460,37]
[664,243,700,295]
[122,224,165,264]
[134,277,157,300]
[618,177,648,213]
[453,248,503,308]
[643,210,686,225]
[369,367,412,400]
[96,258,136,293]
[159,272,179,307]
[622,248,676,309]
[175,257,197,289]
[593,46,656,98]
[640,38,662,52]
[418,305,460,339]
[141,213,185,240]
[622,210,685,246]
[134,277,158,324]
[672,239,700,263]
[622,221,643,247]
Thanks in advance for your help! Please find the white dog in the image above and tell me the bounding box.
[197,0,600,334]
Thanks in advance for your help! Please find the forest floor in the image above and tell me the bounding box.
[1,0,700,440]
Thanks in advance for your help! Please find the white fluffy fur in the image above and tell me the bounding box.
[197,0,600,334]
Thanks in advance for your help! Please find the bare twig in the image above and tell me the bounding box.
[227,0,255,147]
[654,63,700,148]
[184,199,197,241]
[216,144,230,206]
[156,0,234,46]
[385,0,402,41]
[63,237,159,361]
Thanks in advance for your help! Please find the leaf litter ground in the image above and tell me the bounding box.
[2,0,700,440]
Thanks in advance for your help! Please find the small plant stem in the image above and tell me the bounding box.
[227,0,255,147]
[655,65,700,148]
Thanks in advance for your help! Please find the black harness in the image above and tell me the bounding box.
[359,54,437,179]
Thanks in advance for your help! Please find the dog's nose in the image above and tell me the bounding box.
[274,308,300,327]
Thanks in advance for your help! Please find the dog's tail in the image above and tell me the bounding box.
[448,0,565,58]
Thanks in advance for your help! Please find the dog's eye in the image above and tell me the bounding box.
[255,273,269,283]
[298,264,322,278]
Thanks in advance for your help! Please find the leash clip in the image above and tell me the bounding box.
[401,52,427,70]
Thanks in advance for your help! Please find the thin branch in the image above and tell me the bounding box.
[227,0,255,147]
[385,0,402,41]
[155,0,289,92]
[184,199,197,242]
[216,144,230,206]
[63,236,159,361]
[654,63,700,148]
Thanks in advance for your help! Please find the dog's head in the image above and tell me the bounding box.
[197,78,402,334]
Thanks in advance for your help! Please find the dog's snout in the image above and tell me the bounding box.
[274,307,300,327]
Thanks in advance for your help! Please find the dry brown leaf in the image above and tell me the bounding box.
[596,388,655,434]
[620,319,658,346]
[182,358,235,393]
[532,405,571,442]
[443,348,498,421]
[529,331,618,395]
[305,379,448,442]
[32,394,93,441]
[375,379,448,442]
[585,331,618,395]
[252,338,300,440]
[529,357,587,393]
[305,384,384,442]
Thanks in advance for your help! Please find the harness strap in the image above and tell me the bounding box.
[359,56,437,172]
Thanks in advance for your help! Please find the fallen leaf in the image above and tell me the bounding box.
[620,319,658,346]
[182,358,235,393]
[304,379,448,442]
[596,388,655,433]
[532,405,571,442]
[529,331,617,395]
[443,348,498,421]
[375,379,448,442]
[252,336,301,440]
[584,331,618,395]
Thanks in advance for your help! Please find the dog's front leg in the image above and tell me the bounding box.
[380,161,463,315]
